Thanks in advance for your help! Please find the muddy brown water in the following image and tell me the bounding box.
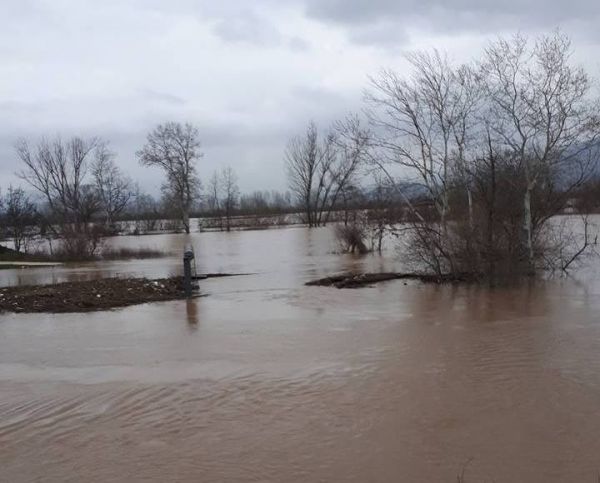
[2,224,600,482]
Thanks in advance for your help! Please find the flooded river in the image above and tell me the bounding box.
[2,226,600,482]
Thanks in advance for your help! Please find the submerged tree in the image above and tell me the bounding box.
[130,186,162,234]
[137,122,202,234]
[286,121,319,227]
[93,147,132,229]
[203,167,240,231]
[1,186,37,253]
[15,136,105,257]
[205,170,223,229]
[366,31,600,278]
[365,173,398,253]
[285,117,369,227]
[480,32,600,270]
[220,166,239,232]
[16,136,103,227]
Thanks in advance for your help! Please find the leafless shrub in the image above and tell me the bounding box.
[335,221,370,254]
[57,224,105,260]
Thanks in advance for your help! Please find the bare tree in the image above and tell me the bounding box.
[285,118,368,227]
[271,190,292,211]
[365,31,600,279]
[1,186,37,253]
[93,147,132,229]
[131,186,161,234]
[207,171,221,212]
[205,170,223,229]
[366,50,473,232]
[480,32,600,270]
[240,190,270,214]
[15,136,106,257]
[221,166,239,232]
[286,121,320,227]
[449,64,482,229]
[325,115,371,224]
[366,173,396,253]
[136,122,202,234]
[16,136,102,228]
[236,190,293,229]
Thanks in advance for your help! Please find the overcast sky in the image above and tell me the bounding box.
[1,0,600,196]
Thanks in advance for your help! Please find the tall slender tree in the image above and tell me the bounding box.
[93,146,132,228]
[137,122,202,234]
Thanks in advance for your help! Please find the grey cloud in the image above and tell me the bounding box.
[2,0,600,195]
[288,37,310,52]
[303,0,599,25]
[212,10,282,46]
[301,0,600,45]
[346,21,411,48]
[291,85,348,108]
[138,89,187,106]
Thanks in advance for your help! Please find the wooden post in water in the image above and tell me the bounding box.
[183,245,195,298]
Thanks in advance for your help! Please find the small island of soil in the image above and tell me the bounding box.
[0,277,189,314]
[306,272,474,289]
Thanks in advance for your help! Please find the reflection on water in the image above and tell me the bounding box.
[185,298,200,329]
[1,226,600,482]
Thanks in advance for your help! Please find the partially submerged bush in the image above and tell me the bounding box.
[398,208,599,281]
[57,224,105,261]
[335,222,370,254]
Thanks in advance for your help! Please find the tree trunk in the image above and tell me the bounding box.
[523,187,534,271]
[487,153,496,279]
[182,207,190,234]
[467,187,474,230]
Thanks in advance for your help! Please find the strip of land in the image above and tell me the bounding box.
[0,244,167,265]
[0,273,251,314]
[0,277,189,313]
[306,272,474,289]
[0,261,62,269]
